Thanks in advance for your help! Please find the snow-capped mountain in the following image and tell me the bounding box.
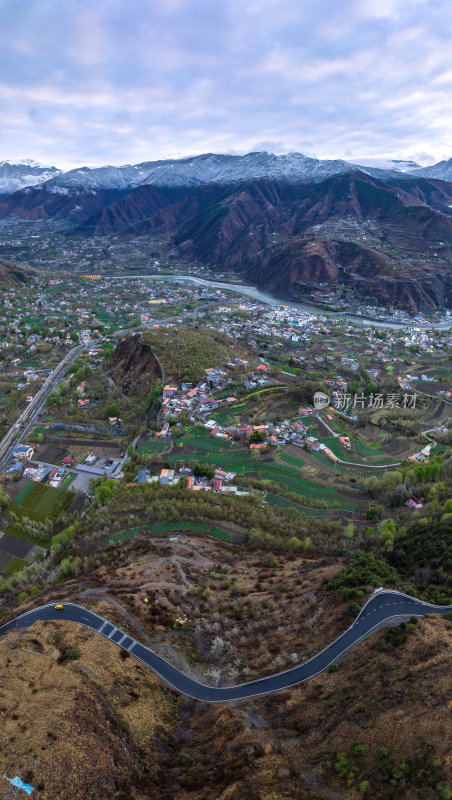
[407,158,452,182]
[0,160,61,195]
[352,157,422,172]
[2,151,451,197]
[41,151,409,193]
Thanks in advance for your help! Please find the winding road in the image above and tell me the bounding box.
[0,590,450,702]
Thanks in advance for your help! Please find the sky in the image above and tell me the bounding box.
[0,0,451,169]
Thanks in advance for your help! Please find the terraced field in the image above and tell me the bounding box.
[108,521,233,544]
[167,449,357,511]
[263,492,327,517]
[138,438,169,456]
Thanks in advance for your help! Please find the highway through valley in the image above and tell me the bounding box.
[0,591,450,702]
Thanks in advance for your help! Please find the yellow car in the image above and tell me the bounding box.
[55,604,64,611]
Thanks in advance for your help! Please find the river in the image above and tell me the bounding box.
[117,273,451,331]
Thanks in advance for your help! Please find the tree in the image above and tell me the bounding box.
[60,558,71,577]
[0,485,11,511]
[344,523,355,539]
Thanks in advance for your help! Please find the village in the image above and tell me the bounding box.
[0,265,451,580]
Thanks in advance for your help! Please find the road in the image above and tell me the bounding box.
[0,344,84,471]
[0,591,450,702]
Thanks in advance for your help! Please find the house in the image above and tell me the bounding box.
[159,468,175,485]
[137,469,149,484]
[7,461,23,474]
[12,444,34,460]
[61,455,73,466]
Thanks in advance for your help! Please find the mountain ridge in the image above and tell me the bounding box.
[0,154,451,313]
[2,150,451,196]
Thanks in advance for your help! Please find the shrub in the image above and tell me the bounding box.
[326,550,398,593]
[352,744,367,758]
[437,782,452,800]
[376,746,390,761]
[347,602,361,618]
[328,662,339,673]
[64,648,80,661]
[17,591,28,605]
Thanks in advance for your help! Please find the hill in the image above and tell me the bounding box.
[0,532,450,800]
[0,257,35,286]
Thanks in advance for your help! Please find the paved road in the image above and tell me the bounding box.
[0,344,84,471]
[0,591,450,702]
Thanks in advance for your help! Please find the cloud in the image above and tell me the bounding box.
[0,0,450,167]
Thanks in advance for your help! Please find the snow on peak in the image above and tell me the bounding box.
[0,160,61,195]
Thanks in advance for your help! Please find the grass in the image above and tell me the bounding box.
[13,480,36,506]
[138,438,168,456]
[60,473,75,489]
[4,556,29,575]
[18,483,73,517]
[182,433,238,452]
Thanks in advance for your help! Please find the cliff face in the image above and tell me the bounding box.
[108,334,162,395]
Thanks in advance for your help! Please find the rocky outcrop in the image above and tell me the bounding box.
[108,334,162,395]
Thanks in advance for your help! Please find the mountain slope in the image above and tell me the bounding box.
[161,173,451,309]
[1,151,451,312]
[0,160,61,195]
[0,257,35,286]
[408,158,452,182]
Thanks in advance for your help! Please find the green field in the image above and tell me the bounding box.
[61,473,75,489]
[14,480,37,506]
[4,521,48,548]
[11,481,73,524]
[138,438,169,456]
[4,556,29,575]
[108,521,233,544]
[264,492,327,517]
[278,453,306,469]
[166,450,356,510]
[353,438,383,457]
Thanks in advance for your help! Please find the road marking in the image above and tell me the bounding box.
[98,620,108,633]
[107,627,117,639]
[117,633,128,645]
[128,642,136,653]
